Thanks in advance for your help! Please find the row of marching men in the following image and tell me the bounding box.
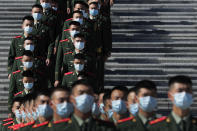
[2,76,197,131]
[7,0,112,114]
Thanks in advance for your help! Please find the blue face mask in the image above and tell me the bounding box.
[32,111,38,120]
[112,100,127,114]
[89,9,99,17]
[27,112,32,119]
[70,30,79,38]
[23,62,33,69]
[107,109,113,118]
[21,111,27,120]
[56,102,73,118]
[92,103,100,116]
[99,103,105,114]
[15,110,22,119]
[41,3,51,9]
[129,103,138,116]
[32,13,42,21]
[139,96,157,112]
[74,18,83,25]
[37,104,53,118]
[24,26,33,34]
[23,82,34,90]
[75,94,94,113]
[74,64,84,71]
[173,92,193,110]
[25,45,34,52]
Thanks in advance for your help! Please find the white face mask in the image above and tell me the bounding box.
[74,18,83,25]
[173,92,193,110]
[24,26,33,34]
[52,7,58,11]
[23,83,34,90]
[139,96,157,112]
[70,30,79,38]
[32,13,42,21]
[111,100,127,114]
[74,64,84,71]
[23,62,33,69]
[75,94,94,113]
[41,2,51,9]
[74,41,85,50]
[25,45,34,52]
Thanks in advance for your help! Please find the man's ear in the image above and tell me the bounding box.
[168,91,173,102]
[70,95,76,104]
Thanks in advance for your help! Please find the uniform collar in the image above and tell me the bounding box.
[171,111,190,124]
[73,114,90,127]
[138,113,155,125]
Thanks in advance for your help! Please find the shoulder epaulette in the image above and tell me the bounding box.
[149,116,167,125]
[12,70,21,75]
[32,121,49,128]
[60,39,69,43]
[3,121,14,126]
[9,123,24,131]
[53,118,71,124]
[21,121,35,128]
[64,72,73,76]
[64,52,73,55]
[15,56,23,60]
[3,118,13,122]
[64,29,70,32]
[117,117,134,124]
[14,91,23,97]
[65,18,72,22]
[14,36,22,39]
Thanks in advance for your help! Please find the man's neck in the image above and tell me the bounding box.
[74,109,91,120]
[53,113,64,122]
[139,108,154,119]
[38,116,48,123]
[89,15,96,20]
[23,33,29,38]
[75,49,81,54]
[173,105,190,118]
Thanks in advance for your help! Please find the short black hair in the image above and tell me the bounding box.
[22,15,34,23]
[74,1,85,7]
[11,97,23,108]
[89,2,98,7]
[135,80,157,95]
[35,89,51,100]
[74,53,85,60]
[22,70,34,77]
[168,75,192,88]
[128,87,136,94]
[50,87,70,98]
[24,37,34,42]
[69,21,80,26]
[23,50,33,57]
[111,86,128,95]
[32,4,43,10]
[74,33,85,39]
[103,90,111,106]
[72,10,83,17]
[71,79,93,93]
[83,3,89,9]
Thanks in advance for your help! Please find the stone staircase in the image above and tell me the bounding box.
[1,0,197,120]
[0,0,35,120]
[105,0,197,116]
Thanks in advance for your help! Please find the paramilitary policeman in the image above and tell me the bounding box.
[50,88,73,131]
[149,76,197,131]
[63,80,116,131]
[8,16,34,79]
[117,80,159,131]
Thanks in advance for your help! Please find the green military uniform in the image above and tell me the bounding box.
[8,35,26,75]
[51,118,71,131]
[55,38,74,82]
[64,115,116,131]
[117,113,157,131]
[0,118,14,131]
[8,69,47,113]
[149,112,197,131]
[31,121,52,131]
[18,121,35,131]
[85,14,112,90]
[1,118,21,131]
